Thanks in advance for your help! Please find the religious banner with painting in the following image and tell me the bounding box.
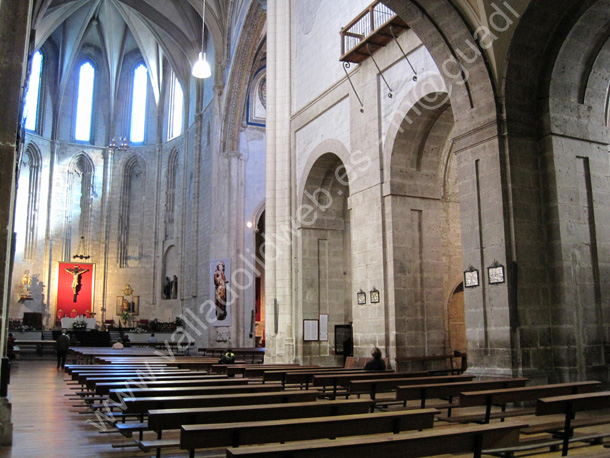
[57,262,95,318]
[210,258,231,326]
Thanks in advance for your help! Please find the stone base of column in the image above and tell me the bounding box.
[0,397,13,445]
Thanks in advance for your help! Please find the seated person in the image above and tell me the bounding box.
[122,334,131,343]
[7,333,16,360]
[219,348,236,364]
[148,333,157,343]
[363,347,386,371]
[112,339,124,350]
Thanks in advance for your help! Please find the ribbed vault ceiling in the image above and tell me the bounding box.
[31,0,230,104]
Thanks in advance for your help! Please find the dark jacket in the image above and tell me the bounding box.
[219,351,235,364]
[56,334,70,352]
[363,358,386,371]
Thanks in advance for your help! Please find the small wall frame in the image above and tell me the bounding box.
[487,261,505,284]
[303,319,319,341]
[464,266,479,288]
[370,287,380,303]
[357,290,366,305]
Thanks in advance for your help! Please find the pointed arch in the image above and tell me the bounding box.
[64,152,95,260]
[165,148,180,240]
[118,155,146,267]
[19,142,43,262]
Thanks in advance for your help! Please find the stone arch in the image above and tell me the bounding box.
[384,88,462,360]
[503,0,610,382]
[16,142,43,262]
[380,0,517,376]
[382,0,498,131]
[162,245,179,300]
[118,154,146,267]
[298,148,351,365]
[64,152,95,260]
[164,148,180,240]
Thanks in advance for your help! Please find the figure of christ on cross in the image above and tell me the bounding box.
[64,265,89,302]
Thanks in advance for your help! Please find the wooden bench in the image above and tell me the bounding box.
[181,409,438,458]
[395,350,467,374]
[455,381,602,424]
[534,391,610,456]
[312,371,428,399]
[118,399,372,446]
[348,374,475,401]
[77,369,195,386]
[132,398,375,455]
[396,378,529,413]
[121,390,320,416]
[92,377,249,396]
[108,383,283,402]
[225,421,526,458]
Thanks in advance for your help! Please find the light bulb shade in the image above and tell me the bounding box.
[192,52,211,78]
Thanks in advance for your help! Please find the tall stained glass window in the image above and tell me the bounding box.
[74,61,95,141]
[23,51,43,131]
[168,74,183,140]
[130,64,148,143]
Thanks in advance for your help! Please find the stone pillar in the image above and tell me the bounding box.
[0,0,34,445]
[265,0,295,362]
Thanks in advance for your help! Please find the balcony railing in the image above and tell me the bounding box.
[340,0,408,63]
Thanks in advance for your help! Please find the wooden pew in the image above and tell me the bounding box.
[396,378,529,413]
[132,399,374,454]
[455,381,602,424]
[108,383,283,402]
[181,409,438,458]
[76,369,194,385]
[121,390,320,416]
[348,374,475,401]
[533,391,610,456]
[262,368,372,388]
[225,421,526,458]
[93,377,249,396]
[312,371,428,399]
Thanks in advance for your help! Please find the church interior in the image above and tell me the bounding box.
[0,0,609,455]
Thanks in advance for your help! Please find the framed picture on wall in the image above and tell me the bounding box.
[115,296,124,315]
[488,261,505,284]
[464,266,479,288]
[303,319,319,341]
[319,314,328,341]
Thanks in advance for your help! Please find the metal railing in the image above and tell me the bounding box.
[340,1,395,56]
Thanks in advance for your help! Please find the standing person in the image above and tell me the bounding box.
[163,276,171,299]
[363,347,386,371]
[171,275,178,299]
[56,328,70,370]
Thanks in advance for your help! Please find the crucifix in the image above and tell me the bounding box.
[64,265,89,302]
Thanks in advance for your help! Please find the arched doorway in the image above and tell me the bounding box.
[254,210,265,347]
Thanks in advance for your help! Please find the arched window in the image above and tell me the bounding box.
[168,73,183,140]
[23,51,43,131]
[130,64,148,143]
[74,61,95,141]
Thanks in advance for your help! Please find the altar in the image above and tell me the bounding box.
[60,317,97,330]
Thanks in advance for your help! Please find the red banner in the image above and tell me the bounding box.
[57,262,94,318]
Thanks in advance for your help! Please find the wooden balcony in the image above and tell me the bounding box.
[340,1,408,64]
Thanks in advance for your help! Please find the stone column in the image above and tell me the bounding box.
[0,0,34,445]
[265,0,294,362]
